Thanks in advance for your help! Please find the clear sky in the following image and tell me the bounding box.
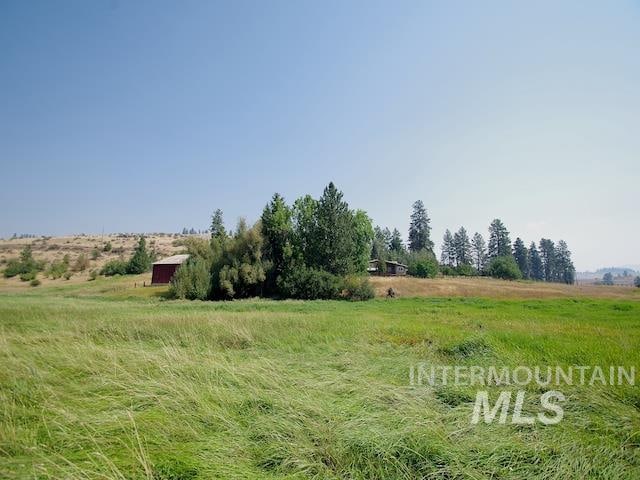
[1,0,638,271]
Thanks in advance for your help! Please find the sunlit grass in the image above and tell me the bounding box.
[1,285,639,478]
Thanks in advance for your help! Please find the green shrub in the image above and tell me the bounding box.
[63,271,73,280]
[100,259,128,276]
[455,264,476,276]
[3,259,23,278]
[341,275,375,301]
[406,250,439,278]
[487,255,522,280]
[88,270,98,281]
[29,278,41,287]
[3,245,43,278]
[440,265,456,276]
[91,248,100,260]
[47,259,69,279]
[277,267,342,300]
[169,258,211,300]
[20,271,36,282]
[103,241,112,252]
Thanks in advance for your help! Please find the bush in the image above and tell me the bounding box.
[455,264,476,276]
[100,259,128,276]
[20,271,37,282]
[63,271,73,280]
[406,250,439,278]
[91,248,100,260]
[73,253,90,272]
[88,270,98,281]
[3,259,23,278]
[487,255,522,280]
[440,265,456,276]
[341,275,375,301]
[635,276,640,288]
[103,241,112,252]
[277,267,342,300]
[30,278,41,287]
[47,259,69,279]
[169,258,211,300]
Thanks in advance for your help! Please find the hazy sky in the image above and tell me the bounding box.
[1,1,638,271]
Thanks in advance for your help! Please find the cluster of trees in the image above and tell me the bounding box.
[100,237,154,276]
[3,244,98,285]
[439,219,576,283]
[370,200,439,278]
[3,245,45,283]
[180,227,206,235]
[171,183,375,301]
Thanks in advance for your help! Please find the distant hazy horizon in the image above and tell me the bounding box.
[1,1,638,272]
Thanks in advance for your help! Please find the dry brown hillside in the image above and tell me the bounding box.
[0,233,196,286]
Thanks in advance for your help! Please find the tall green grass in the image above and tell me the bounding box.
[1,291,639,479]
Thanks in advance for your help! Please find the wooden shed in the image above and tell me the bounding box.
[367,259,408,276]
[151,254,190,284]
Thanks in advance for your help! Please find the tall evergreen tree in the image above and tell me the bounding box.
[210,209,226,240]
[471,232,487,273]
[487,219,512,259]
[371,226,389,260]
[261,193,293,281]
[390,228,405,254]
[453,227,472,266]
[512,237,529,279]
[440,229,455,266]
[408,200,434,253]
[555,240,576,284]
[528,242,544,281]
[539,239,556,282]
[127,236,152,274]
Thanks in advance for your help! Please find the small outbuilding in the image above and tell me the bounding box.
[367,259,408,276]
[151,254,190,284]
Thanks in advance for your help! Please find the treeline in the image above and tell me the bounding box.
[171,183,376,301]
[436,219,575,283]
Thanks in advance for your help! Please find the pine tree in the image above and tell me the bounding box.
[487,219,512,259]
[389,228,405,254]
[453,227,472,266]
[538,239,556,282]
[408,200,434,253]
[440,229,455,266]
[528,242,544,281]
[127,236,151,274]
[313,182,366,275]
[261,193,293,280]
[471,232,487,273]
[210,209,226,240]
[512,237,529,279]
[554,240,575,284]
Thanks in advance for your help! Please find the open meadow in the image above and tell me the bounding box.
[1,274,639,479]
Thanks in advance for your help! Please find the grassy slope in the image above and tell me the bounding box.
[1,283,639,479]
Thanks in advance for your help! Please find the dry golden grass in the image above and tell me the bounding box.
[371,275,640,300]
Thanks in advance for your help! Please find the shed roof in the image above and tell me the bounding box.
[152,254,190,265]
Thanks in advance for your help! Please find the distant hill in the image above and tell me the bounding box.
[577,267,639,285]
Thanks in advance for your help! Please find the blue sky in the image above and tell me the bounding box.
[1,0,638,271]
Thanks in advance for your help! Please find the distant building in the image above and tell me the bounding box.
[367,259,408,276]
[151,254,189,284]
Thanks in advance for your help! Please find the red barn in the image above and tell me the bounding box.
[151,254,189,284]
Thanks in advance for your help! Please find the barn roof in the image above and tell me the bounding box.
[152,254,190,265]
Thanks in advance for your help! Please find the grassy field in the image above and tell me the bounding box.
[1,278,639,479]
